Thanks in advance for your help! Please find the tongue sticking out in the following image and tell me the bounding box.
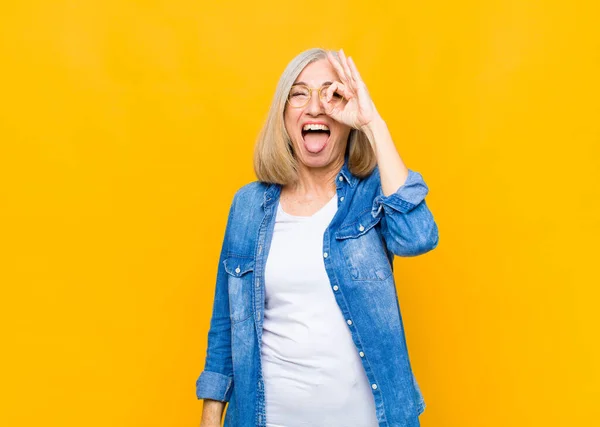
[303,131,329,154]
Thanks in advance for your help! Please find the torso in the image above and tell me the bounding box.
[261,192,379,427]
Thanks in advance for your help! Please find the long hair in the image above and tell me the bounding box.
[253,48,377,185]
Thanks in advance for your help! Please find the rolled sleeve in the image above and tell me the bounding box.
[196,370,234,402]
[195,193,237,401]
[372,169,439,257]
[371,169,429,217]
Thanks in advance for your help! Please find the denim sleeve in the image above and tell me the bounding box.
[371,169,439,257]
[195,193,236,402]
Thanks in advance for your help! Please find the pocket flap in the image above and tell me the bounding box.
[334,209,381,240]
[223,257,255,277]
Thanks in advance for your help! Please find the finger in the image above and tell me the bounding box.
[323,99,342,117]
[326,82,352,103]
[326,50,339,68]
[326,105,340,118]
[328,50,351,86]
[326,50,343,75]
[322,84,347,117]
[339,49,356,86]
[326,82,340,103]
[347,56,363,83]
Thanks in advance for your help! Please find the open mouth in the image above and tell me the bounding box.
[301,129,331,137]
[301,124,331,154]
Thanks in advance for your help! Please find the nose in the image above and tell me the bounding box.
[305,89,325,116]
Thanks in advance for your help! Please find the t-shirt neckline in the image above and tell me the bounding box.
[277,193,337,220]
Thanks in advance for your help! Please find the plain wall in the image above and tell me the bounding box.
[0,1,598,426]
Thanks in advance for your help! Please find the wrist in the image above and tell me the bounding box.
[360,114,386,144]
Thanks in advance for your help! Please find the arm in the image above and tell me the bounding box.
[196,194,237,415]
[362,115,408,197]
[365,117,439,257]
[372,167,439,257]
[200,399,226,427]
[324,50,439,256]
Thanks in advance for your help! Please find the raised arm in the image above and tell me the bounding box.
[325,49,439,256]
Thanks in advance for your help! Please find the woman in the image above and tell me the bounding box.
[196,48,439,427]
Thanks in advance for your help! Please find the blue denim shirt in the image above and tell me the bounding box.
[196,155,439,427]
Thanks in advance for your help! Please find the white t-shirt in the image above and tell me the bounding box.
[261,194,379,427]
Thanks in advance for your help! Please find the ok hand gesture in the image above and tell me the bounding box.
[324,49,380,131]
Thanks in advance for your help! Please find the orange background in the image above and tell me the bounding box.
[1,1,599,426]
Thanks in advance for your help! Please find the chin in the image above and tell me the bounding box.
[299,150,338,169]
[302,158,328,168]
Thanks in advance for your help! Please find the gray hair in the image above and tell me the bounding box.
[253,48,376,184]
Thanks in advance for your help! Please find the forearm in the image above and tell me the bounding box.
[362,115,409,197]
[200,399,226,427]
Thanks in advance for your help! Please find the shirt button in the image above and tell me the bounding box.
[338,176,343,181]
[371,384,378,390]
[347,319,353,325]
[359,351,365,357]
[235,266,241,274]
[358,224,365,232]
[323,252,328,258]
[339,196,344,202]
[333,285,339,291]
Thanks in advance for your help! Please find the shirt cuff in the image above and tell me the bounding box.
[371,169,429,218]
[196,370,234,402]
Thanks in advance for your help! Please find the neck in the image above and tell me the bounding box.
[286,156,345,198]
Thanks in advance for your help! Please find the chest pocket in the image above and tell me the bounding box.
[223,256,255,323]
[335,210,393,281]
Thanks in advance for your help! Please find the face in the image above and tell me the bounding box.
[284,58,351,170]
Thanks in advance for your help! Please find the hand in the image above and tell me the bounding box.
[324,49,379,131]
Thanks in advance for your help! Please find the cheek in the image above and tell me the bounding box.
[283,112,298,136]
[284,106,300,122]
[333,126,352,143]
[283,113,302,152]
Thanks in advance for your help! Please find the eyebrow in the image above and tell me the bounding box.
[292,81,334,87]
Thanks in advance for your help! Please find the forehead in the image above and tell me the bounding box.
[293,59,339,86]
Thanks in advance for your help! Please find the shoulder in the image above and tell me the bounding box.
[233,180,269,203]
[227,180,271,216]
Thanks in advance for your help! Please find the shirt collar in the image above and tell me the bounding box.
[339,154,358,188]
[263,154,357,208]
